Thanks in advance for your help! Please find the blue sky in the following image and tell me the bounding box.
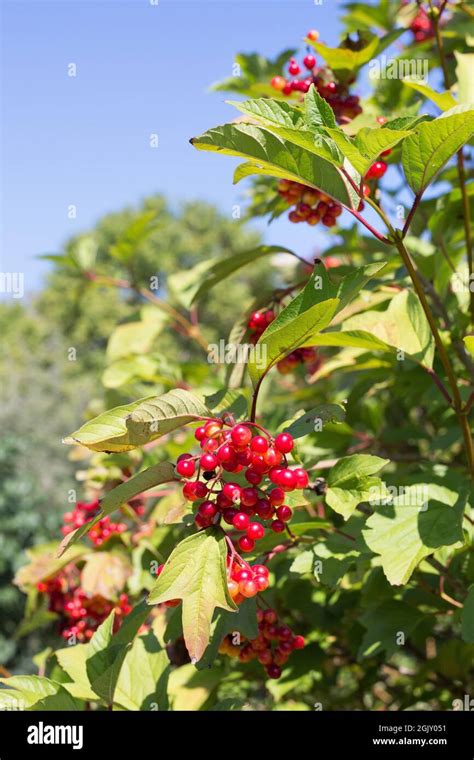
[2,0,349,294]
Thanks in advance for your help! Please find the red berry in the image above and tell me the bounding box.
[200,453,218,470]
[182,482,199,501]
[294,468,309,489]
[266,664,282,679]
[194,426,206,441]
[258,650,273,665]
[277,469,297,491]
[247,522,265,541]
[223,508,238,525]
[233,567,252,582]
[252,564,269,577]
[216,492,232,510]
[238,536,255,553]
[292,635,305,649]
[288,59,300,76]
[274,432,294,454]
[195,513,211,529]
[269,487,285,506]
[199,501,218,519]
[269,467,284,484]
[250,436,269,453]
[217,444,233,463]
[276,505,293,522]
[271,519,286,533]
[303,54,316,69]
[366,160,387,180]
[263,447,283,467]
[240,580,258,597]
[307,29,319,41]
[245,468,262,485]
[194,482,208,498]
[255,575,269,591]
[264,609,277,624]
[255,499,273,520]
[250,454,268,474]
[232,512,250,531]
[223,482,241,503]
[176,457,196,477]
[241,487,258,507]
[231,425,252,447]
[204,420,222,438]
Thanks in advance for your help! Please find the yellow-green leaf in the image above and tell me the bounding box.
[148,528,236,663]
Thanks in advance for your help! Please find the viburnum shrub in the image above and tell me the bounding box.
[8,1,474,712]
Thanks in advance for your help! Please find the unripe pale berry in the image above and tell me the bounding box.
[271,75,286,91]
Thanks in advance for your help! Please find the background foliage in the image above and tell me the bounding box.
[1,0,474,712]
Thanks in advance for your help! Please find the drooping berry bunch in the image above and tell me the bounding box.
[218,608,305,679]
[267,32,395,226]
[270,30,362,124]
[277,347,321,375]
[247,309,275,343]
[247,309,321,375]
[407,3,435,42]
[277,180,342,227]
[61,499,127,547]
[156,554,269,607]
[176,420,309,553]
[37,566,132,642]
[227,557,270,603]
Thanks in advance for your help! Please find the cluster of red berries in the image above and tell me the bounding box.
[277,180,343,227]
[277,347,319,375]
[408,5,435,42]
[61,499,127,547]
[270,30,362,124]
[176,420,309,553]
[227,558,269,603]
[37,568,132,642]
[247,309,320,375]
[248,308,275,342]
[219,608,305,679]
